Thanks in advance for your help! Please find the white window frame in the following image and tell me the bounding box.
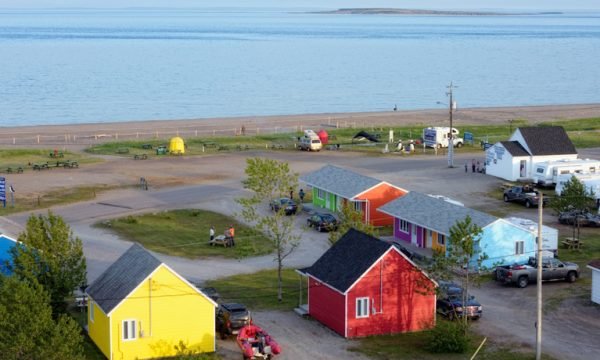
[89,301,94,323]
[122,319,137,341]
[316,189,325,200]
[356,297,370,318]
[515,240,524,255]
[438,234,446,245]
[353,201,362,213]
[399,220,409,234]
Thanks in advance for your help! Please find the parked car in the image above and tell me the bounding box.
[495,257,579,288]
[269,198,298,215]
[216,303,252,339]
[503,185,548,208]
[199,287,220,302]
[558,210,600,227]
[436,281,482,320]
[306,212,339,232]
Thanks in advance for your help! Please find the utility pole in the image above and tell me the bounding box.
[536,193,543,360]
[446,82,457,168]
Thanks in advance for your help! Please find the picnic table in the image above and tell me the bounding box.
[208,235,232,247]
[49,151,64,158]
[6,166,24,174]
[141,144,153,150]
[33,162,50,171]
[62,160,79,168]
[116,147,130,154]
[134,154,148,160]
[562,237,583,250]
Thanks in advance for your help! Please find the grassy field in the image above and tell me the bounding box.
[0,184,122,216]
[95,209,274,259]
[352,327,557,360]
[0,148,100,171]
[84,117,600,158]
[204,269,305,311]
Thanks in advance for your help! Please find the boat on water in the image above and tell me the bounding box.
[236,324,281,359]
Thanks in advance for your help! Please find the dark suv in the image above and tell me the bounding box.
[436,281,482,320]
[307,213,339,232]
[216,303,251,339]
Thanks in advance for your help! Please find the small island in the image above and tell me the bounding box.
[313,8,561,16]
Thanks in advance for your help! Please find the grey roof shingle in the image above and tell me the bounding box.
[378,192,497,235]
[299,229,393,293]
[86,244,162,314]
[500,141,529,157]
[518,126,577,156]
[300,165,382,199]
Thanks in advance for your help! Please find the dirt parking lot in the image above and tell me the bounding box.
[2,147,600,360]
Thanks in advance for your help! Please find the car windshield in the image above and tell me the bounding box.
[322,215,335,221]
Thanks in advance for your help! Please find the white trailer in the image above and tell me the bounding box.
[532,159,600,186]
[505,217,558,258]
[555,173,600,200]
[422,127,463,148]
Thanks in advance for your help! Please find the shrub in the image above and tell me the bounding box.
[123,216,138,224]
[426,320,469,354]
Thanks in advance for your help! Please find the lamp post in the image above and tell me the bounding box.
[437,82,458,168]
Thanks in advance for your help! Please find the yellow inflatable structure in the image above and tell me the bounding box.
[169,136,185,155]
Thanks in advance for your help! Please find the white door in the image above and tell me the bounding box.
[411,224,417,245]
[427,230,433,248]
[325,193,331,209]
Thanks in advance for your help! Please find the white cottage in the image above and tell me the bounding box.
[485,126,578,181]
[588,260,600,305]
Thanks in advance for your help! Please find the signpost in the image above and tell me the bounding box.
[464,131,474,145]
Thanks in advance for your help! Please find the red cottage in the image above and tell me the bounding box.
[297,229,437,338]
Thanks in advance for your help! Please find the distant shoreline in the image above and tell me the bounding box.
[313,8,562,16]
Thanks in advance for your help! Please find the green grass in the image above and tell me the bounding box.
[205,269,305,311]
[0,148,100,171]
[0,185,122,216]
[352,323,556,360]
[67,305,107,360]
[95,209,273,259]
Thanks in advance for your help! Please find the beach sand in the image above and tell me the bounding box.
[1,103,599,145]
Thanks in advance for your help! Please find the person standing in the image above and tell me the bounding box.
[209,226,215,242]
[472,159,476,173]
[229,224,235,247]
[464,162,468,173]
[289,188,294,200]
[299,188,305,203]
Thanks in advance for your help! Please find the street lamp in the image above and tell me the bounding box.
[437,82,458,168]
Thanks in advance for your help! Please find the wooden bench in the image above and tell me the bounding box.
[203,142,217,148]
[116,147,130,154]
[134,154,148,160]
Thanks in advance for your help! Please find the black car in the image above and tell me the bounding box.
[216,303,252,339]
[307,212,339,232]
[558,210,600,227]
[436,281,482,320]
[270,197,298,215]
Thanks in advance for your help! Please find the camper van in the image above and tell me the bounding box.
[299,130,322,152]
[555,173,600,199]
[533,159,600,187]
[422,127,463,148]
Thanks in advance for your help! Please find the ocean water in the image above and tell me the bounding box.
[1,8,600,126]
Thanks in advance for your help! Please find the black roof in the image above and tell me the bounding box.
[299,229,392,293]
[518,126,577,156]
[86,244,162,314]
[500,141,529,157]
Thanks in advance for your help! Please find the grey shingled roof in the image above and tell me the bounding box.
[300,165,382,199]
[378,192,497,235]
[298,229,393,293]
[86,244,162,314]
[518,126,577,156]
[500,141,529,157]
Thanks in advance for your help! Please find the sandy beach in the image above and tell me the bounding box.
[1,103,600,146]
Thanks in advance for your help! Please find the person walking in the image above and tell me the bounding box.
[299,188,305,203]
[464,162,468,173]
[209,226,215,242]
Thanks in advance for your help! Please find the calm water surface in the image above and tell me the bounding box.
[1,9,599,125]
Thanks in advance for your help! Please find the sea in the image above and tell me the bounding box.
[1,8,600,126]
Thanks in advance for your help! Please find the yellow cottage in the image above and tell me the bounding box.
[86,244,217,359]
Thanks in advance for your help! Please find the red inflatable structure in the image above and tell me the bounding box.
[317,129,328,145]
[237,324,281,359]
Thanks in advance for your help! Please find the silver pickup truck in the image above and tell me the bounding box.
[495,257,579,288]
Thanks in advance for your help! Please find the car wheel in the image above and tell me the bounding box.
[525,200,532,208]
[503,195,509,202]
[456,142,463,148]
[566,271,577,283]
[517,276,529,288]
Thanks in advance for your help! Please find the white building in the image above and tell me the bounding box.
[485,126,578,181]
[588,260,600,305]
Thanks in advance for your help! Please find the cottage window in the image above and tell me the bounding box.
[356,297,369,318]
[438,234,446,246]
[353,201,362,213]
[123,320,137,341]
[515,241,524,255]
[316,189,326,200]
[399,220,409,233]
[89,301,94,323]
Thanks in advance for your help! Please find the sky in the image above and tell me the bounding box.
[1,0,599,11]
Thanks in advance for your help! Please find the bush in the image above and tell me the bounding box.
[426,320,469,354]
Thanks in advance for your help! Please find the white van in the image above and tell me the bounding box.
[533,159,600,186]
[422,127,463,148]
[299,136,322,151]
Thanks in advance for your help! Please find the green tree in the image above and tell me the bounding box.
[9,211,87,314]
[0,275,85,360]
[427,215,486,331]
[237,158,301,302]
[328,201,376,244]
[551,176,596,213]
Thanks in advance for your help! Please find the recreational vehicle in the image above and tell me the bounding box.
[555,173,600,200]
[422,127,463,148]
[532,159,600,187]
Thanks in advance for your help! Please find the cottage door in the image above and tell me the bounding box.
[426,229,433,248]
[411,224,417,246]
[325,193,331,210]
